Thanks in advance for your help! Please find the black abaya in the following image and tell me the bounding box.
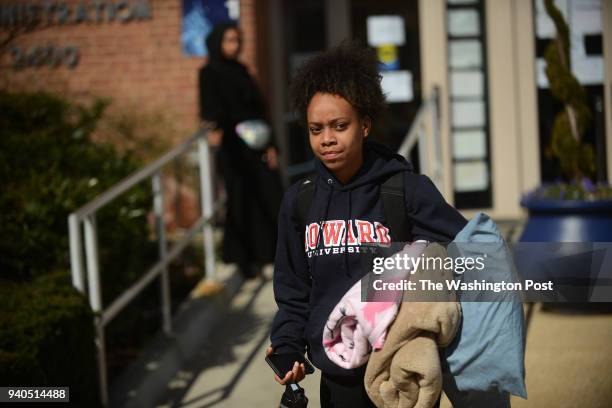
[198,23,283,271]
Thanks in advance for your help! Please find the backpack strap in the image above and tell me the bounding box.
[296,174,317,233]
[381,172,410,242]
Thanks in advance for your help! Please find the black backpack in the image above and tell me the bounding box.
[295,172,411,243]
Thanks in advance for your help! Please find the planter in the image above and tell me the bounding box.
[520,198,612,242]
[518,197,612,312]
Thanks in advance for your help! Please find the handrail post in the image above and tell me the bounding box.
[65,131,224,407]
[198,133,216,282]
[68,214,86,294]
[417,123,429,176]
[153,171,173,335]
[430,86,444,191]
[83,214,108,407]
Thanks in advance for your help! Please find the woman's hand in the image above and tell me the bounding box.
[263,146,278,170]
[201,121,224,147]
[266,346,306,385]
[207,128,224,147]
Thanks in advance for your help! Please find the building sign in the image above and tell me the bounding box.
[366,15,405,47]
[376,44,400,71]
[1,1,152,69]
[10,45,80,69]
[0,1,151,25]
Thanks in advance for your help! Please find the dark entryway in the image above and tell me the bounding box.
[269,0,422,182]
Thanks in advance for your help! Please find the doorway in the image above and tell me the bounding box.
[270,0,422,182]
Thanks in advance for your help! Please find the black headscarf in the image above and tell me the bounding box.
[199,21,269,139]
[205,21,249,77]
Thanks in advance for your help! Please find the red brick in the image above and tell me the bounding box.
[0,0,269,143]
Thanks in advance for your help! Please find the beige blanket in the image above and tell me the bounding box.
[364,243,461,408]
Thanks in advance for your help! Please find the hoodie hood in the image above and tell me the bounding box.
[310,139,413,278]
[308,141,412,279]
[314,140,413,191]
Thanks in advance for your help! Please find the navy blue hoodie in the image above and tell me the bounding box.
[269,140,467,377]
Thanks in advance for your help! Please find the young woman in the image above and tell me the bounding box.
[198,22,283,279]
[267,43,467,407]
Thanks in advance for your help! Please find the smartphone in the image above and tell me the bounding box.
[265,352,315,378]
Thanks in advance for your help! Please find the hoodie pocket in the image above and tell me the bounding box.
[305,304,333,351]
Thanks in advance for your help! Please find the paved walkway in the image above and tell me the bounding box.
[509,303,612,408]
[154,266,322,408]
[153,269,612,408]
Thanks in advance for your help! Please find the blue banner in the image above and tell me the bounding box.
[181,0,237,56]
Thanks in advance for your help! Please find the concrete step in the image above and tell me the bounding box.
[109,262,244,408]
[153,265,322,408]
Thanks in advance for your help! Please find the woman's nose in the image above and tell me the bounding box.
[321,128,335,145]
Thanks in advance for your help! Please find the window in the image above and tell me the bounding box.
[446,0,492,208]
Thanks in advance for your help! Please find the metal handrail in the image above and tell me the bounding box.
[397,86,443,190]
[71,135,202,218]
[68,128,219,407]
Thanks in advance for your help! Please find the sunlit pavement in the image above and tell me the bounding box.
[154,266,322,408]
[152,263,612,408]
[439,302,612,408]
[508,303,612,408]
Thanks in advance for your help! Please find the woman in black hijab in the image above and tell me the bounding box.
[199,22,283,279]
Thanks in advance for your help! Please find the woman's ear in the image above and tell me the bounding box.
[362,115,372,138]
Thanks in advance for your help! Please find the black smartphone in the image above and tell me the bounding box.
[265,352,315,378]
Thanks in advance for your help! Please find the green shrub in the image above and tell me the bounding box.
[543,0,595,181]
[0,271,100,407]
[0,91,152,285]
[0,90,156,404]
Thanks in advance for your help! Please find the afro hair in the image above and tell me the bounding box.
[289,41,386,124]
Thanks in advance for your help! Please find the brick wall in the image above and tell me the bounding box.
[238,0,258,80]
[0,0,262,145]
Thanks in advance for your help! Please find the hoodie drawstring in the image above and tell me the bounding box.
[343,190,352,278]
[311,178,334,278]
[312,180,353,279]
